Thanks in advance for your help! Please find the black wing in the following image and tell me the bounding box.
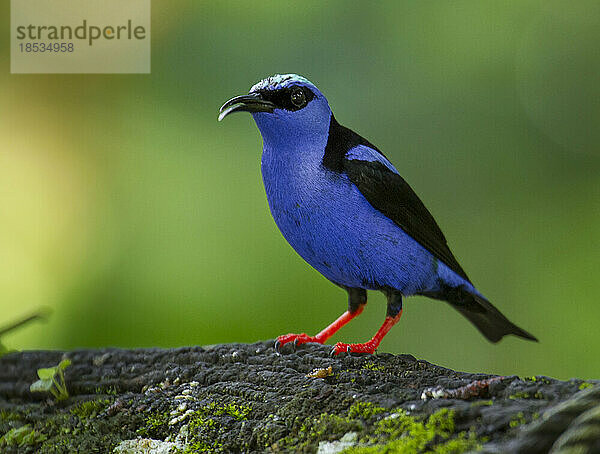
[322,114,470,282]
[343,158,471,283]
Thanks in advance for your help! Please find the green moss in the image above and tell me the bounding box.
[305,413,358,439]
[95,385,118,395]
[158,401,253,453]
[0,410,22,423]
[282,407,363,448]
[343,408,480,453]
[509,392,530,399]
[178,440,223,453]
[70,399,111,419]
[134,398,254,453]
[32,406,144,454]
[178,411,223,453]
[0,395,140,453]
[361,363,385,372]
[509,391,544,400]
[275,407,362,450]
[263,401,480,453]
[137,411,171,437]
[521,376,551,385]
[579,382,594,390]
[470,400,493,407]
[0,424,47,447]
[431,432,482,454]
[348,402,387,420]
[509,412,527,428]
[212,402,252,421]
[373,409,453,442]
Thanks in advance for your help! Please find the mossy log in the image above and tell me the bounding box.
[1,342,599,453]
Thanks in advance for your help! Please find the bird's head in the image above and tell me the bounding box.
[219,74,332,147]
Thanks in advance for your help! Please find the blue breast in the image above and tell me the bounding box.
[260,137,473,296]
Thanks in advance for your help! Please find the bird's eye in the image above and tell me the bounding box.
[290,88,306,108]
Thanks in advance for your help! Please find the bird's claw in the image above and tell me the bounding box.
[274,333,321,354]
[330,342,377,356]
[329,344,350,357]
[330,343,351,356]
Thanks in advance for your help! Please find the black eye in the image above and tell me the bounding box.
[290,88,306,108]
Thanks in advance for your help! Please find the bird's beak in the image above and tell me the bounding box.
[218,93,276,122]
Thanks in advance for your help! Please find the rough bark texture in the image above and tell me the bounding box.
[0,342,599,453]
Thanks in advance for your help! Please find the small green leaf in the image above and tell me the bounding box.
[58,359,72,370]
[0,424,46,447]
[37,367,57,380]
[30,360,71,401]
[30,378,54,393]
[21,429,47,446]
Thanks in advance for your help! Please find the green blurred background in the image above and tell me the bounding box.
[1,1,599,379]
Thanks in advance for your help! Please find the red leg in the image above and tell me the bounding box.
[331,309,403,355]
[275,304,365,351]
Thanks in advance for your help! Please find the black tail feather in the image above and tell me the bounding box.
[421,289,538,343]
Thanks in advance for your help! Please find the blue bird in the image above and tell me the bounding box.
[219,74,537,354]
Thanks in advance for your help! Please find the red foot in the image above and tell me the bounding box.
[275,333,323,352]
[274,305,367,353]
[330,311,403,356]
[331,341,377,355]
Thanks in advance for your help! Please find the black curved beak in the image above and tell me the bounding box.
[218,93,276,121]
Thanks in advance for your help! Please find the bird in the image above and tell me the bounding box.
[218,73,537,355]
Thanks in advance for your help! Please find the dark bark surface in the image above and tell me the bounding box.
[0,342,598,453]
